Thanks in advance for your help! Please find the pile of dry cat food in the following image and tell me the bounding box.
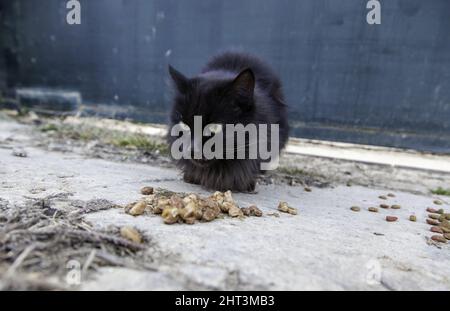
[124,187,297,225]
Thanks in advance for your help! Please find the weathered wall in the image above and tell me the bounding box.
[1,0,449,152]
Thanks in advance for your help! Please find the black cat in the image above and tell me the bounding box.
[168,51,289,192]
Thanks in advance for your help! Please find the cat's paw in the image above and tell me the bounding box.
[183,173,200,185]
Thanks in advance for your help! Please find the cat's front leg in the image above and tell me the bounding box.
[183,171,201,185]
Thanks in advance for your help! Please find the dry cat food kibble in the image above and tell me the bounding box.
[427,219,439,226]
[120,226,142,244]
[431,235,447,243]
[429,214,440,220]
[380,204,390,209]
[126,201,147,216]
[433,200,443,205]
[378,195,387,200]
[409,215,417,222]
[278,202,298,215]
[431,226,444,234]
[350,206,361,212]
[124,188,269,225]
[387,193,396,197]
[386,216,398,222]
[368,207,378,213]
[140,186,154,195]
[391,205,401,209]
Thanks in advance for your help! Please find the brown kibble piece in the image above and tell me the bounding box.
[441,227,450,233]
[380,204,389,209]
[249,205,263,217]
[427,207,438,213]
[379,195,387,200]
[162,207,179,224]
[391,205,401,209]
[241,207,251,216]
[202,208,218,222]
[120,226,142,244]
[169,195,184,209]
[140,186,154,195]
[304,187,312,192]
[179,201,199,222]
[278,202,297,215]
[433,200,443,205]
[221,202,234,213]
[429,214,440,220]
[278,202,289,213]
[431,226,444,234]
[368,207,378,213]
[440,220,450,229]
[224,190,235,204]
[228,205,244,217]
[387,193,396,197]
[427,219,439,226]
[431,235,447,243]
[386,216,398,222]
[350,206,361,212]
[409,215,417,222]
[128,201,147,216]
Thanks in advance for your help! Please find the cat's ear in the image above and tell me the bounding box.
[231,68,255,111]
[232,68,255,98]
[169,65,189,93]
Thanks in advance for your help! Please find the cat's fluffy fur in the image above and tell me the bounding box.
[168,51,289,192]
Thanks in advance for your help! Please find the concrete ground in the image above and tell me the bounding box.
[1,114,450,290]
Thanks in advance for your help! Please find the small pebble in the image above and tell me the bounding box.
[304,187,312,192]
[409,215,417,222]
[437,209,444,215]
[379,195,387,200]
[386,216,398,222]
[368,207,378,213]
[391,205,401,209]
[380,204,389,209]
[433,200,443,205]
[350,206,361,212]
[387,193,396,197]
[427,207,438,213]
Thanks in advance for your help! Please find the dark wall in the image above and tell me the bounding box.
[1,0,450,152]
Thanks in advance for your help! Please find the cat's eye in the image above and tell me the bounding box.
[178,121,190,131]
[206,124,223,134]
